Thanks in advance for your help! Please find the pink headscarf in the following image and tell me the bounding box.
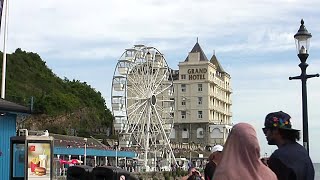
[213,123,277,180]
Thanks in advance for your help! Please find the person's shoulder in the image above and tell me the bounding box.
[270,148,281,157]
[204,162,215,171]
[204,164,209,171]
[269,148,290,162]
[273,142,301,154]
[289,142,309,154]
[272,142,311,161]
[295,142,308,150]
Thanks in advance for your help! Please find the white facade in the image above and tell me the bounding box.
[170,42,233,148]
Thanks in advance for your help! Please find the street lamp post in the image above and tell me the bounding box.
[116,147,118,167]
[115,141,118,167]
[84,138,87,166]
[289,19,319,154]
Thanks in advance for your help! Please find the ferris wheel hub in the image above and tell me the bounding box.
[151,94,157,106]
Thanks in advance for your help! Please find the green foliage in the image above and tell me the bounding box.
[175,169,188,177]
[0,49,113,137]
[171,170,177,179]
[164,174,170,180]
[163,171,170,180]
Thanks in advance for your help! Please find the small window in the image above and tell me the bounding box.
[170,98,175,107]
[198,111,203,118]
[182,129,189,139]
[181,84,186,92]
[181,74,186,80]
[182,99,186,105]
[13,144,25,178]
[198,84,202,91]
[181,111,186,119]
[198,97,202,105]
[197,128,204,138]
[170,129,176,139]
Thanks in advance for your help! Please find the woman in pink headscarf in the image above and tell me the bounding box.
[213,123,277,180]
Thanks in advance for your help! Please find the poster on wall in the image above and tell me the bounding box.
[27,143,51,180]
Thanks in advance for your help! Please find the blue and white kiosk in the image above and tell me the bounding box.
[0,99,31,180]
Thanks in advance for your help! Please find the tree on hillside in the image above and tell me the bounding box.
[0,49,113,138]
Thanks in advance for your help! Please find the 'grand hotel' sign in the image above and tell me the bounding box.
[187,68,207,80]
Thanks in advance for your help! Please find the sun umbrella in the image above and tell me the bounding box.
[59,159,69,164]
[68,159,83,164]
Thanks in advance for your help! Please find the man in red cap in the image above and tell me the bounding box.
[262,111,314,180]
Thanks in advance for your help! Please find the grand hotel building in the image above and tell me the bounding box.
[170,42,233,150]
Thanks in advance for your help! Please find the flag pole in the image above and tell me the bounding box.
[1,0,8,99]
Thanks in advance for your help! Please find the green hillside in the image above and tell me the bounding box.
[0,48,113,138]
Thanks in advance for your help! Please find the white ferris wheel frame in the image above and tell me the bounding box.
[111,44,177,169]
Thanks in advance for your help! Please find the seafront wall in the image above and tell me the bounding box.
[133,171,188,180]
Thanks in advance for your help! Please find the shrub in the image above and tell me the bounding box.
[164,174,170,180]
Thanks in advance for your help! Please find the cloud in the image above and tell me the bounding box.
[6,0,320,58]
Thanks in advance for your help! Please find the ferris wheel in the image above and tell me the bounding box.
[111,44,176,169]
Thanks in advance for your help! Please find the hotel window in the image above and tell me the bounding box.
[181,111,186,119]
[182,128,189,138]
[198,111,203,118]
[170,128,176,139]
[181,99,186,106]
[181,74,186,80]
[181,84,186,92]
[197,128,204,138]
[170,98,175,107]
[198,84,202,91]
[198,97,202,105]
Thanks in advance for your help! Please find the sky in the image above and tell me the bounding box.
[2,0,320,162]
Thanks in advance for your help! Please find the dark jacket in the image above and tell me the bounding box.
[268,142,314,180]
[204,161,216,180]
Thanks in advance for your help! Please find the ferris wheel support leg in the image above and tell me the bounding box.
[144,104,152,171]
[153,107,178,167]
